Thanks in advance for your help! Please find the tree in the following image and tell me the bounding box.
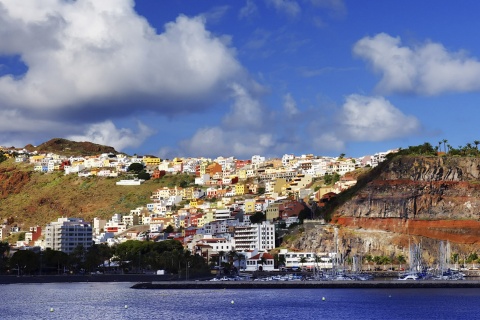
[0,152,6,164]
[0,242,10,274]
[69,245,87,273]
[443,139,448,153]
[43,249,69,274]
[249,211,265,224]
[218,251,226,270]
[163,225,175,233]
[299,256,307,270]
[10,250,38,275]
[258,255,267,271]
[397,254,406,270]
[137,171,151,180]
[127,163,144,173]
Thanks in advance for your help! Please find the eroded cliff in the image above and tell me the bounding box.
[287,156,480,260]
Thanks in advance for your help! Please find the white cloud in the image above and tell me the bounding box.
[67,120,154,151]
[265,0,301,18]
[0,0,245,116]
[354,33,480,95]
[239,0,258,20]
[283,93,299,116]
[222,83,265,129]
[339,94,420,141]
[0,0,262,151]
[179,126,276,158]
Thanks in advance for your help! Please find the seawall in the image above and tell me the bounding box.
[131,280,480,289]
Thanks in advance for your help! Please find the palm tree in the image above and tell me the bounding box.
[474,140,480,154]
[443,139,448,153]
[0,241,10,274]
[299,256,307,270]
[397,254,406,271]
[228,249,238,273]
[217,251,225,269]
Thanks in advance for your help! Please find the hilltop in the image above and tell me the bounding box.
[23,138,118,156]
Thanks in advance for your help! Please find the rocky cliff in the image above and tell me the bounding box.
[286,156,480,261]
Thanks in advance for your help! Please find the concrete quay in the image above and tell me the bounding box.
[131,280,480,289]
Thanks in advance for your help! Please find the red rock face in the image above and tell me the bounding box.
[322,156,480,255]
[0,167,30,199]
[333,217,480,245]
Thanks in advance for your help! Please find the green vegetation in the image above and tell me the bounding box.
[323,172,340,185]
[249,211,265,224]
[392,139,480,158]
[0,240,210,276]
[0,152,7,164]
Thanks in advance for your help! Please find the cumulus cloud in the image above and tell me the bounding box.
[265,0,301,18]
[354,33,480,95]
[68,120,154,151]
[0,0,262,151]
[178,82,278,158]
[339,94,420,141]
[0,0,246,119]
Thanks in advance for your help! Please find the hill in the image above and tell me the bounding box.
[0,159,192,232]
[23,138,117,156]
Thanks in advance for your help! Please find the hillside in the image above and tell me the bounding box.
[285,155,480,262]
[0,159,183,230]
[23,138,118,156]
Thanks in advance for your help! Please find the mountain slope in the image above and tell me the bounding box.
[0,160,155,229]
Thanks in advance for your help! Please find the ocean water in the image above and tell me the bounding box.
[1,282,479,320]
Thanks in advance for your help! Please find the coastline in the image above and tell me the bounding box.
[3,271,480,288]
[131,280,480,289]
[0,274,175,284]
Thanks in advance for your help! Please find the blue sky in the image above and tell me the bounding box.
[1,0,479,159]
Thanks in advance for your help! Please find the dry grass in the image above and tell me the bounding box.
[0,159,189,229]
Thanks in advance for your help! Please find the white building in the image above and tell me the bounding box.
[45,217,93,254]
[278,249,333,270]
[234,221,275,252]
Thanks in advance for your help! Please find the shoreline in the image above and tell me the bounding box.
[0,274,175,284]
[3,272,480,289]
[131,280,480,289]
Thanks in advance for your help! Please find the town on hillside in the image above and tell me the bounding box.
[0,146,397,275]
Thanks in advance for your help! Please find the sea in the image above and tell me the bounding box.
[1,282,480,320]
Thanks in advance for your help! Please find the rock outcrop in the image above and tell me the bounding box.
[287,156,480,260]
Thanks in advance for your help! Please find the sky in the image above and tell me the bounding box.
[1,0,480,159]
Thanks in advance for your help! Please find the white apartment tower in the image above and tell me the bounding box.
[45,217,93,254]
[234,221,275,251]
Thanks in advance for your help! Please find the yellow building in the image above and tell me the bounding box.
[189,199,198,208]
[202,209,215,224]
[235,184,246,196]
[237,169,247,180]
[143,156,161,166]
[183,187,194,200]
[30,155,45,163]
[244,199,256,214]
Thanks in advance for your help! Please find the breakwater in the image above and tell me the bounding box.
[0,274,174,284]
[131,280,480,289]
